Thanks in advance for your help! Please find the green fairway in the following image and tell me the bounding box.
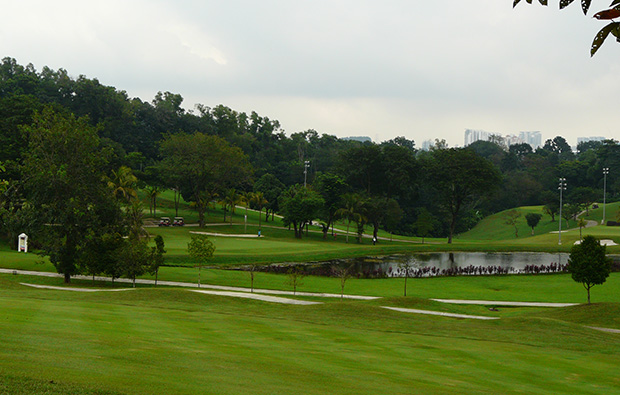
[3,197,620,394]
[1,273,620,395]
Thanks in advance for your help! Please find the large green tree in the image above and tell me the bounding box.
[21,108,123,283]
[568,235,612,303]
[425,148,501,243]
[314,173,349,239]
[159,133,253,227]
[279,185,325,239]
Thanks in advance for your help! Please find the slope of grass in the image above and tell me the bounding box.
[458,206,579,241]
[1,274,619,395]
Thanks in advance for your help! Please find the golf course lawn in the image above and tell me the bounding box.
[2,198,620,394]
[1,273,619,395]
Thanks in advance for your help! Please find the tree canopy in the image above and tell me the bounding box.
[568,235,612,303]
[21,108,123,283]
[159,132,253,227]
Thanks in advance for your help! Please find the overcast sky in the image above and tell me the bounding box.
[2,1,618,147]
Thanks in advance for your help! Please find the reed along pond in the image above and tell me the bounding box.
[255,252,576,278]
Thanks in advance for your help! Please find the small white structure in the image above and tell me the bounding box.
[18,233,28,253]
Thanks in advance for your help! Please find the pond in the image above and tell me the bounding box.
[258,252,574,278]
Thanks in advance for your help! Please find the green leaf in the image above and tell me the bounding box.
[591,22,618,56]
[514,0,547,4]
[560,0,576,9]
[613,23,620,42]
[611,0,620,7]
[581,0,592,14]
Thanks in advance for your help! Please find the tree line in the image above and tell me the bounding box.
[1,58,619,284]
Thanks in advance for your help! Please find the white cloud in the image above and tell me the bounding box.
[1,0,617,146]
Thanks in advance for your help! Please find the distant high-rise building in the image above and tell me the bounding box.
[464,129,491,146]
[518,131,542,149]
[505,134,522,147]
[464,129,543,149]
[421,139,433,151]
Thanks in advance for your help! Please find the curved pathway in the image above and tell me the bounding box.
[11,268,620,332]
[432,299,578,308]
[0,268,378,300]
[381,306,499,320]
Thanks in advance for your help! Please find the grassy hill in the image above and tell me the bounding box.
[1,273,620,394]
[458,202,620,244]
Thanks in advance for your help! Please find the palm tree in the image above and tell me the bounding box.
[240,191,254,232]
[335,193,365,244]
[578,217,588,239]
[127,199,149,240]
[108,166,138,203]
[251,191,268,229]
[145,185,161,216]
[221,189,243,225]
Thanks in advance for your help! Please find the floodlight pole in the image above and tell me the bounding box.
[303,160,310,187]
[602,168,609,225]
[558,178,566,245]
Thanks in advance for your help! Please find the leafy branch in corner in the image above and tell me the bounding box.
[513,0,620,56]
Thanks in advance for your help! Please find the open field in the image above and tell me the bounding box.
[1,273,620,395]
[3,197,620,394]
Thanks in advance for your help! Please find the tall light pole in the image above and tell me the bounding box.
[303,160,310,187]
[602,167,609,225]
[558,178,566,245]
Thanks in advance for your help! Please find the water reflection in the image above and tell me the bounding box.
[259,252,575,278]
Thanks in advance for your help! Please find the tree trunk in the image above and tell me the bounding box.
[64,272,71,284]
[174,188,180,217]
[448,214,456,244]
[198,208,205,228]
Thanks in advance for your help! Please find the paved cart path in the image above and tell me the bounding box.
[190,289,322,305]
[432,299,579,308]
[10,268,620,331]
[381,306,499,320]
[21,283,134,292]
[0,268,378,300]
